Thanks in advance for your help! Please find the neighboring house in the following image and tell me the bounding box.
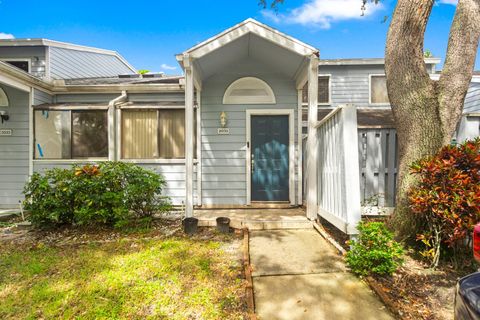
[0,19,478,234]
[0,38,136,79]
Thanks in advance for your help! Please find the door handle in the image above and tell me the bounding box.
[251,159,255,171]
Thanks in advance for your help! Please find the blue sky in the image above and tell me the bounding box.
[0,0,477,73]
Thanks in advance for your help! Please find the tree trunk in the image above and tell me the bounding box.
[385,0,480,239]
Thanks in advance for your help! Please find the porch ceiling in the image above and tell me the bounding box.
[193,33,309,80]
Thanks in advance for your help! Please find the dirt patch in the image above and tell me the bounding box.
[367,255,460,320]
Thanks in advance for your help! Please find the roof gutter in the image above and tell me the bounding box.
[108,90,128,161]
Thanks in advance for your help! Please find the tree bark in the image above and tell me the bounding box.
[385,0,480,238]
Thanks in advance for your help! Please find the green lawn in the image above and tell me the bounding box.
[0,233,246,319]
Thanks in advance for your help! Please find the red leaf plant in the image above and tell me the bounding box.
[409,139,480,268]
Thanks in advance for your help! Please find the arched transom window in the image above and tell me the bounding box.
[223,77,276,104]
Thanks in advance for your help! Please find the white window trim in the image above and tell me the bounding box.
[223,77,276,105]
[33,107,109,160]
[1,58,31,73]
[118,107,191,162]
[369,74,390,106]
[246,109,295,206]
[301,74,332,106]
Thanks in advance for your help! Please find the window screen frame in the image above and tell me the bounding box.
[33,106,109,161]
[119,106,194,163]
[369,74,390,105]
[302,74,331,106]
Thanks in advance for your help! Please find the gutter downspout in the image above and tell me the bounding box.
[108,91,127,161]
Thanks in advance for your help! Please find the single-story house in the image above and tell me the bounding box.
[0,19,478,234]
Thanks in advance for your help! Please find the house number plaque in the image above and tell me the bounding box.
[217,128,230,135]
[0,129,12,136]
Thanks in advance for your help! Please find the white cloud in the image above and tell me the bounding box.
[161,63,177,71]
[438,0,457,5]
[0,32,14,39]
[262,0,383,29]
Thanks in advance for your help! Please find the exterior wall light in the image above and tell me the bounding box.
[220,111,227,128]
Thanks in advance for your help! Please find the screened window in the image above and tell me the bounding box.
[370,75,389,104]
[34,110,108,159]
[122,109,191,159]
[4,60,29,73]
[302,76,330,104]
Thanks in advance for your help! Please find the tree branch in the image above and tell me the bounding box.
[437,0,480,140]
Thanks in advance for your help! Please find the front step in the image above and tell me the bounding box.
[195,208,312,230]
[198,217,313,230]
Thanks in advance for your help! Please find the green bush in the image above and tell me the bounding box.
[23,162,171,227]
[346,221,404,276]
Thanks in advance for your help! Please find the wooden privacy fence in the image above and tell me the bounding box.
[314,105,361,235]
[358,128,398,210]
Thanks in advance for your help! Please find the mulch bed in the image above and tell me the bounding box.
[318,217,473,320]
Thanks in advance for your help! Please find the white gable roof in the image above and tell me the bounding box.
[180,18,319,60]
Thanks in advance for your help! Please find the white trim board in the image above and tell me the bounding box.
[246,109,295,206]
[0,72,31,92]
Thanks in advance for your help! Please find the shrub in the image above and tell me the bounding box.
[23,162,171,227]
[409,138,480,268]
[346,221,404,276]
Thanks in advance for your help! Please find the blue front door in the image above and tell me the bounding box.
[251,115,289,202]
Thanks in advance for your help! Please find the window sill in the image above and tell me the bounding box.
[120,159,199,164]
[33,158,108,163]
[302,103,332,107]
[368,103,391,107]
[33,159,199,165]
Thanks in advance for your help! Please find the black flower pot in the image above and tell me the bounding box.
[182,217,198,235]
[216,217,231,233]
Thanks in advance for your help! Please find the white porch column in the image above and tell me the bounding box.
[306,55,319,220]
[196,90,202,206]
[297,89,303,205]
[184,56,195,217]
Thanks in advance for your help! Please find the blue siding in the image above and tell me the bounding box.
[464,82,480,114]
[201,59,299,205]
[0,84,29,208]
[318,64,388,108]
[0,46,47,78]
[33,89,52,105]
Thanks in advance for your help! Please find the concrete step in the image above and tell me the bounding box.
[198,217,312,230]
[195,208,312,230]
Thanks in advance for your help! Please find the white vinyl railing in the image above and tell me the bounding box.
[315,104,361,235]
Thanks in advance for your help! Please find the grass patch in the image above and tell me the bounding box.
[0,234,246,319]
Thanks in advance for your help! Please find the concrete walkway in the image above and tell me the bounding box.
[250,229,394,320]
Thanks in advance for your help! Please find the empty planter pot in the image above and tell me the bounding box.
[182,217,198,235]
[216,217,231,233]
